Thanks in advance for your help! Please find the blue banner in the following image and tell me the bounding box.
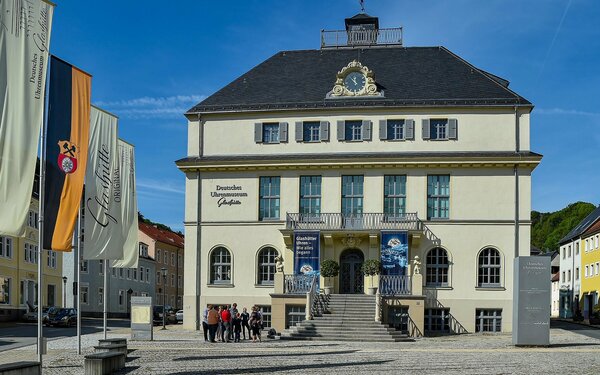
[294,231,320,283]
[380,231,409,276]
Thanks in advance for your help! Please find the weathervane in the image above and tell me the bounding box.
[359,0,366,13]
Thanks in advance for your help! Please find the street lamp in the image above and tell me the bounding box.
[161,267,167,330]
[62,276,67,307]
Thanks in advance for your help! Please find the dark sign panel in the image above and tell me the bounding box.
[380,231,409,276]
[294,231,320,286]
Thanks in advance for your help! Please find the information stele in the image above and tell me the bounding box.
[130,296,153,341]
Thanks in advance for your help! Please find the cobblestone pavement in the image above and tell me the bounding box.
[3,324,600,374]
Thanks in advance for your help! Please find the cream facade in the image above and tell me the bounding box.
[0,198,64,321]
[177,16,540,335]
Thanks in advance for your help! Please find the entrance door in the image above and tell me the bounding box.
[340,249,364,294]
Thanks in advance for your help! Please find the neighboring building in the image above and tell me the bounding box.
[177,12,541,334]
[558,205,600,318]
[551,272,560,317]
[0,174,64,321]
[138,221,184,310]
[580,218,600,320]
[63,212,157,318]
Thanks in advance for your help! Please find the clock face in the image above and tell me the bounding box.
[343,71,366,93]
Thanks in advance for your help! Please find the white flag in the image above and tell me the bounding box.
[83,107,121,259]
[112,139,139,268]
[0,0,54,236]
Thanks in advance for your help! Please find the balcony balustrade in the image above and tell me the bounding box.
[286,212,422,232]
[284,274,317,295]
[379,275,412,296]
[321,27,403,48]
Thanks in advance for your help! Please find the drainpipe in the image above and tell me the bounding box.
[194,113,202,331]
[572,240,576,316]
[514,106,520,259]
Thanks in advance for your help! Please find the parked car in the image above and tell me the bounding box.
[153,305,177,325]
[176,310,183,323]
[22,307,49,322]
[42,306,60,325]
[46,308,77,327]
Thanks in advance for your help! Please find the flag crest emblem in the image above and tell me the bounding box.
[57,140,78,174]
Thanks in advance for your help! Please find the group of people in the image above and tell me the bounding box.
[202,303,264,343]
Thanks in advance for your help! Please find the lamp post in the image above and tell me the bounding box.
[161,268,167,330]
[62,276,67,307]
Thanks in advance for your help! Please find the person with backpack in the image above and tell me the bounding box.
[249,305,262,343]
[232,312,242,342]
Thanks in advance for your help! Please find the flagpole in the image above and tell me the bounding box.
[76,208,82,354]
[104,259,108,339]
[37,93,47,366]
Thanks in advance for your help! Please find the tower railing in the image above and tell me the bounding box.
[321,27,403,48]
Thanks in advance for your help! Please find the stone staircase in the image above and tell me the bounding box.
[281,294,414,342]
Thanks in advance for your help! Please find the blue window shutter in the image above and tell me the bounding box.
[362,120,372,141]
[379,120,387,140]
[295,122,303,142]
[406,119,415,140]
[255,123,263,143]
[337,120,345,141]
[279,122,288,143]
[422,119,430,140]
[320,121,329,141]
[448,119,458,140]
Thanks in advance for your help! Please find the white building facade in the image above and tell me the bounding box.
[177,14,541,334]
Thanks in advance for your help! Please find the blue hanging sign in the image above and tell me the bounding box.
[293,231,320,280]
[380,231,409,276]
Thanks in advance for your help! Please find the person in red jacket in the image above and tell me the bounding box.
[220,305,232,343]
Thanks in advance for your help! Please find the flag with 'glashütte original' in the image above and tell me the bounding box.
[43,56,91,251]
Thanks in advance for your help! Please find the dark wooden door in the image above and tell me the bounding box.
[340,249,364,294]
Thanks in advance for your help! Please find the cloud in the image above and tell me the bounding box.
[94,95,206,119]
[137,178,185,195]
[535,108,600,117]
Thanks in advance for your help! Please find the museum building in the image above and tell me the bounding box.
[177,13,541,336]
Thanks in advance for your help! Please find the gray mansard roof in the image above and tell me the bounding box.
[187,46,531,114]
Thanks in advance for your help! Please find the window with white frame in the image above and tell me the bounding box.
[98,287,104,305]
[210,247,232,284]
[568,245,571,257]
[118,290,124,306]
[383,175,406,218]
[344,120,363,141]
[299,176,321,217]
[157,249,161,261]
[285,305,305,329]
[259,177,280,221]
[576,267,579,280]
[475,309,502,332]
[24,243,38,263]
[427,175,450,220]
[126,269,131,279]
[81,260,88,273]
[585,266,589,277]
[341,175,364,215]
[156,271,161,285]
[259,305,272,329]
[99,260,104,275]
[171,253,175,266]
[47,251,57,269]
[139,243,148,258]
[257,247,278,285]
[171,274,175,287]
[139,267,144,282]
[0,277,11,304]
[262,123,280,144]
[424,308,450,333]
[178,255,182,268]
[118,268,123,278]
[568,269,571,281]
[146,268,150,283]
[28,210,39,229]
[0,237,13,259]
[132,268,137,281]
[178,275,182,288]
[477,248,501,287]
[302,121,321,142]
[163,251,168,264]
[426,247,449,287]
[81,285,89,304]
[387,119,405,140]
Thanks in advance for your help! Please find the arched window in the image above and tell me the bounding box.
[478,248,501,287]
[210,247,231,284]
[426,247,449,287]
[257,247,279,285]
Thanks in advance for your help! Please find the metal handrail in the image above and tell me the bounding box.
[286,212,422,231]
[306,276,319,320]
[284,274,315,295]
[407,314,423,338]
[379,275,411,295]
[321,27,403,48]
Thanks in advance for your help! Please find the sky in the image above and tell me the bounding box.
[47,0,600,231]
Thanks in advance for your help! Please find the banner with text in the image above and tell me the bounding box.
[0,0,54,236]
[294,231,320,288]
[380,231,409,276]
[83,106,121,260]
[112,139,139,269]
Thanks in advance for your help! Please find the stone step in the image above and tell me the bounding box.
[280,333,414,342]
[290,326,398,333]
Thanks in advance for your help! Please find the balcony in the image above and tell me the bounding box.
[285,212,422,232]
[321,27,403,49]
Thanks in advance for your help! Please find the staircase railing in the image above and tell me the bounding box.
[305,276,319,320]
[424,288,468,334]
[407,315,423,338]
